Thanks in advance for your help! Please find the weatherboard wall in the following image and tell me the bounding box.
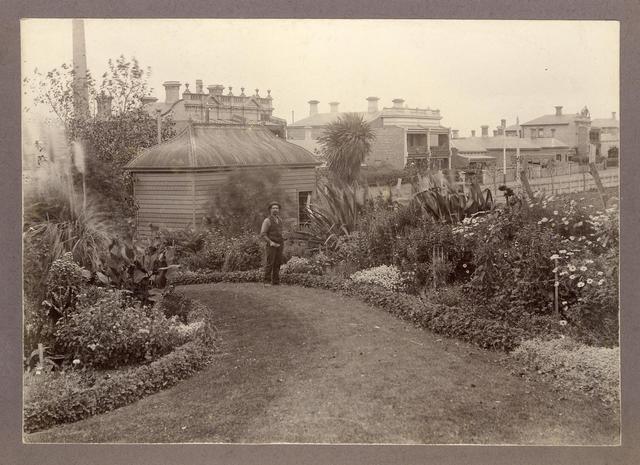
[133,166,317,236]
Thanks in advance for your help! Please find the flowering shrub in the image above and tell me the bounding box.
[512,337,620,405]
[281,256,323,275]
[54,290,186,369]
[350,265,413,292]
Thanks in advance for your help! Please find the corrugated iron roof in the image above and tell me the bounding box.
[451,138,487,153]
[126,124,319,171]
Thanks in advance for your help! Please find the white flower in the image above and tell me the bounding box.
[568,265,576,272]
[569,236,575,241]
[462,263,467,268]
[552,267,558,273]
[598,279,605,285]
[559,271,568,276]
[597,271,604,276]
[569,274,576,280]
[559,250,567,254]
[586,278,593,284]
[541,217,549,223]
[579,266,587,272]
[559,320,568,326]
[586,259,594,264]
[550,254,560,260]
[577,281,585,288]
[72,359,81,365]
[554,282,559,287]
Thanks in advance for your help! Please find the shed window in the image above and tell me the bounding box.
[298,191,312,225]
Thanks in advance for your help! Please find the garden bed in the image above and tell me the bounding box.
[23,299,218,433]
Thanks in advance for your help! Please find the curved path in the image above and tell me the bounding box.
[28,283,618,444]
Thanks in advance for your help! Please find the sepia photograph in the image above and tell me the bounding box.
[20,18,622,446]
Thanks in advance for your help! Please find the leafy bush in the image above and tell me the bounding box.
[281,256,323,275]
[54,291,185,369]
[222,233,263,272]
[512,337,620,405]
[158,288,193,324]
[97,235,180,304]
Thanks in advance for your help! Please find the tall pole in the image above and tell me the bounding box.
[516,116,521,183]
[502,120,507,184]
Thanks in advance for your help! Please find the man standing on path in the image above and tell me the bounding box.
[260,201,285,285]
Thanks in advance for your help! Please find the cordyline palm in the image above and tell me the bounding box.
[318,113,376,186]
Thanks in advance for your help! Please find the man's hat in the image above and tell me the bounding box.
[267,201,281,210]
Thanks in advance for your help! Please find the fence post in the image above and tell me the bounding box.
[588,162,608,208]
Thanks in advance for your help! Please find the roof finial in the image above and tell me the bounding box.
[227,86,233,96]
[240,87,245,96]
[255,88,260,96]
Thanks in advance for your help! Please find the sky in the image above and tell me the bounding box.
[21,19,619,135]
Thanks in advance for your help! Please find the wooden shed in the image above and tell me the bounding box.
[125,123,320,236]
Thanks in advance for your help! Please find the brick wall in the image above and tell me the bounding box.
[368,126,406,169]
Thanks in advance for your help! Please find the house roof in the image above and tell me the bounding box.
[521,114,581,126]
[451,138,487,153]
[533,137,570,149]
[126,124,319,171]
[291,111,380,127]
[591,118,619,128]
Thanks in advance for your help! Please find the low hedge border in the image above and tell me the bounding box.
[512,337,620,406]
[24,301,217,433]
[172,270,544,351]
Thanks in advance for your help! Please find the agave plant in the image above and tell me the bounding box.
[412,171,493,223]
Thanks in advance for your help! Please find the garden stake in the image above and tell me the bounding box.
[554,257,559,318]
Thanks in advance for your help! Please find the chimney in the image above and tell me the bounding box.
[96,93,113,120]
[163,81,181,104]
[196,79,203,94]
[612,111,617,120]
[366,96,379,113]
[72,19,90,119]
[452,129,459,139]
[329,102,339,113]
[141,95,158,105]
[493,130,498,137]
[555,106,563,116]
[392,98,405,109]
[208,84,224,96]
[304,126,312,140]
[471,130,476,137]
[501,119,506,128]
[481,125,489,137]
[308,100,320,116]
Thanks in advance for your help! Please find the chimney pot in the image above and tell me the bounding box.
[329,102,339,113]
[366,96,379,113]
[555,105,563,116]
[501,118,506,128]
[481,125,489,137]
[196,79,203,94]
[308,100,320,116]
[471,130,476,137]
[163,81,181,104]
[392,98,405,109]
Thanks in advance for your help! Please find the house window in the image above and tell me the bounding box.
[538,128,544,138]
[551,128,556,138]
[530,128,537,138]
[298,191,312,225]
[556,153,562,161]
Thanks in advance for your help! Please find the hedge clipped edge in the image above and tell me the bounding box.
[172,270,529,351]
[24,302,217,433]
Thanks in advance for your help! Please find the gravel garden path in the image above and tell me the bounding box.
[27,282,619,444]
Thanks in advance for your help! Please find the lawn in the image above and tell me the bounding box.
[26,283,619,444]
